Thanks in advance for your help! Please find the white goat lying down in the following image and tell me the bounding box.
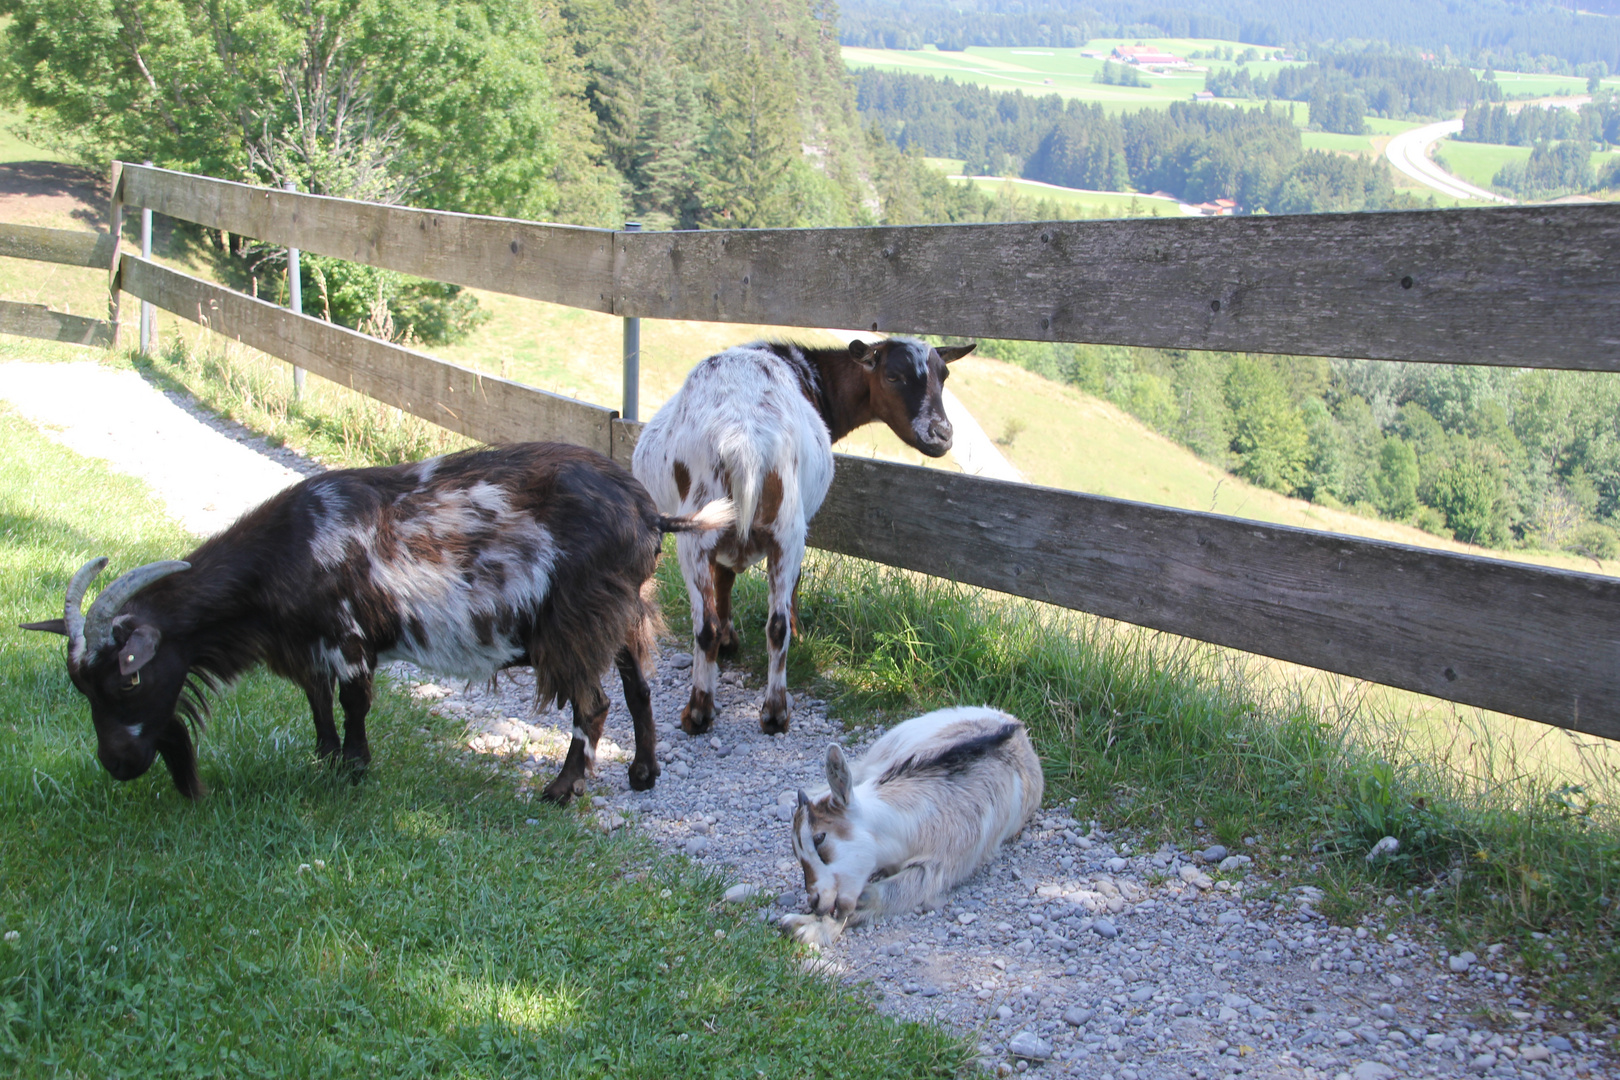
[781,706,1044,947]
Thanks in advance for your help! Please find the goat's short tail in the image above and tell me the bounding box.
[659,497,737,535]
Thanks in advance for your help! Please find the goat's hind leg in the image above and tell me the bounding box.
[759,538,804,735]
[337,670,374,770]
[302,677,341,761]
[676,532,720,734]
[542,682,609,805]
[616,645,660,791]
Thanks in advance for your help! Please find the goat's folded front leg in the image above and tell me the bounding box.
[777,912,847,949]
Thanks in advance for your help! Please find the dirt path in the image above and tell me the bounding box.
[0,356,1612,1080]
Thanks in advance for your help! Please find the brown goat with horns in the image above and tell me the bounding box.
[22,442,733,802]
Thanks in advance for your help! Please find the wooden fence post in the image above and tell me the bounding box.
[621,221,641,422]
[283,179,305,399]
[106,162,123,349]
[139,160,154,355]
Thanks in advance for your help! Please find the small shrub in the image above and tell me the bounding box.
[1564,521,1619,561]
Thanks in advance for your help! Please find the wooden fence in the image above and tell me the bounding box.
[0,221,118,347]
[20,162,1620,740]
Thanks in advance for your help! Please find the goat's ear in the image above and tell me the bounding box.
[936,342,976,363]
[848,339,879,371]
[825,744,853,810]
[117,624,162,676]
[19,619,68,635]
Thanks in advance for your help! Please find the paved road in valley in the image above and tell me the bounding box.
[1384,119,1515,204]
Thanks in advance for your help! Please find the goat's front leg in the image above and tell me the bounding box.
[337,670,373,769]
[760,536,804,735]
[676,532,720,734]
[616,645,660,791]
[543,682,608,805]
[302,677,341,760]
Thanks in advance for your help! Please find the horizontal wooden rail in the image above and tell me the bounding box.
[119,165,615,314]
[807,459,1620,741]
[118,255,615,455]
[118,163,1620,371]
[0,300,114,347]
[0,223,117,269]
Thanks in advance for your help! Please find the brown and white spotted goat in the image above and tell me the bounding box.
[21,443,732,803]
[632,337,974,735]
[781,706,1044,947]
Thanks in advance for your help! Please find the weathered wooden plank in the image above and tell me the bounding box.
[119,255,615,455]
[807,457,1620,739]
[0,300,114,347]
[0,223,117,269]
[615,205,1620,371]
[610,417,643,468]
[119,163,617,313]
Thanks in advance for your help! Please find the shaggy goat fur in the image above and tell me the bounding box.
[781,706,1043,947]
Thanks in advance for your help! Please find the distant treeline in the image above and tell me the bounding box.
[1205,51,1491,128]
[1457,99,1620,147]
[838,0,1620,76]
[855,71,1412,212]
[970,340,1620,557]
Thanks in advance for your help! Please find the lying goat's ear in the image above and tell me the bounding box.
[118,624,162,676]
[826,743,853,810]
[936,342,976,363]
[849,339,880,370]
[19,619,68,635]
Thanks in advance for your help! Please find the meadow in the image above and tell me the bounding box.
[1433,139,1536,193]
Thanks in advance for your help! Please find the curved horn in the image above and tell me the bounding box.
[63,557,108,666]
[82,560,191,656]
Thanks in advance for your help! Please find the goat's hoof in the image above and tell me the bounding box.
[540,774,579,805]
[717,625,742,657]
[315,739,341,761]
[680,693,716,735]
[628,759,659,791]
[759,698,792,735]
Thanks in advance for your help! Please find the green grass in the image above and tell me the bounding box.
[0,405,968,1076]
[948,176,1182,216]
[1433,138,1534,192]
[0,106,65,166]
[842,41,1306,114]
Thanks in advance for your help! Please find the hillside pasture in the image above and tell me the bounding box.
[1434,138,1534,192]
[842,42,1307,113]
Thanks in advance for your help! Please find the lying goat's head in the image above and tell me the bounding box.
[22,558,204,798]
[792,743,876,919]
[849,337,974,459]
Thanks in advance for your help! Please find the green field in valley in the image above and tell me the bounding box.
[843,41,1307,114]
[949,175,1184,216]
[1433,138,1533,191]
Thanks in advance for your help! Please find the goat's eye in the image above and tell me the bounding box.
[884,372,902,384]
[813,832,826,847]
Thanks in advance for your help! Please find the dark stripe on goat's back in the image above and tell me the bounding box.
[877,722,1022,785]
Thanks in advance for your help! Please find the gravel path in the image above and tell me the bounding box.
[3,359,1613,1080]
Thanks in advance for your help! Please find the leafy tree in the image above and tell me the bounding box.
[1225,356,1309,494]
[1372,437,1419,519]
[1432,448,1508,545]
[0,0,579,220]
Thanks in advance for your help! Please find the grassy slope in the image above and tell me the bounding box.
[0,405,965,1076]
[1436,138,1534,190]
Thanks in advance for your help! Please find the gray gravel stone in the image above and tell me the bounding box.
[1008,1031,1053,1060]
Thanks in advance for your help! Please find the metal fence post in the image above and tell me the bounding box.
[283,179,305,399]
[139,160,153,355]
[621,221,642,422]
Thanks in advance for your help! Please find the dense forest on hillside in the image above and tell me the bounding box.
[969,339,1620,558]
[1207,52,1491,125]
[839,0,1620,75]
[855,71,1411,211]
